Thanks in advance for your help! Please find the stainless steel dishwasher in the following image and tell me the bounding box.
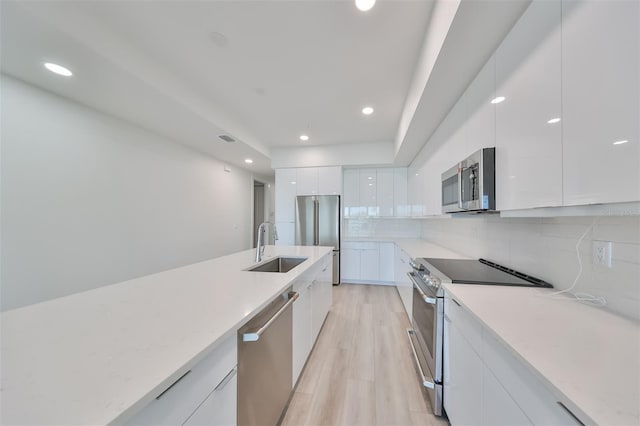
[237,288,298,426]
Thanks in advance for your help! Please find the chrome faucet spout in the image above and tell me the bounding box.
[255,222,276,263]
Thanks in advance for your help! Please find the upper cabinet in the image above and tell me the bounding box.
[295,168,318,196]
[495,0,563,211]
[561,0,640,205]
[275,168,297,223]
[318,166,343,196]
[343,168,408,218]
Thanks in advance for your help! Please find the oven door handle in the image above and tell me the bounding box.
[407,272,437,305]
[406,329,436,389]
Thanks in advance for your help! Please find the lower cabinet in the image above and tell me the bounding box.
[444,292,580,426]
[292,252,333,385]
[394,245,412,319]
[341,241,395,284]
[124,333,237,426]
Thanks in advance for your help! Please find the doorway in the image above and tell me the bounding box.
[253,181,265,248]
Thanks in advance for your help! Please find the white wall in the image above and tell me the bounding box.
[1,75,257,311]
[270,141,393,169]
[421,215,640,320]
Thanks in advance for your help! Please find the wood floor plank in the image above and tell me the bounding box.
[281,284,449,426]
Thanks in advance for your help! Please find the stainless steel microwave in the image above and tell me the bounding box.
[441,147,496,213]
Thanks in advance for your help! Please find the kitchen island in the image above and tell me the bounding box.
[0,245,332,425]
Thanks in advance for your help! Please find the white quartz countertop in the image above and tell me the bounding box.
[443,284,640,426]
[393,239,468,260]
[0,245,332,425]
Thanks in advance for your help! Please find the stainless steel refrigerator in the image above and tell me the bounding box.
[295,195,340,285]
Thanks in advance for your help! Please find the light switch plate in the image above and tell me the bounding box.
[592,240,613,268]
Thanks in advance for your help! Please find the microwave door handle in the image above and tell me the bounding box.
[457,163,464,209]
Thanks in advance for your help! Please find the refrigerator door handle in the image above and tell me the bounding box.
[314,199,319,246]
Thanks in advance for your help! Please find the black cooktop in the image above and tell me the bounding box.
[423,258,553,288]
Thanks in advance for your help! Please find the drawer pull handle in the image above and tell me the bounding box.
[156,370,191,400]
[557,402,585,425]
[406,329,436,389]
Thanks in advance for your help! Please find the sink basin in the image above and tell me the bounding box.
[247,256,308,273]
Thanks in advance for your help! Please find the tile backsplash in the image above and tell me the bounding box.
[343,218,422,240]
[420,215,640,320]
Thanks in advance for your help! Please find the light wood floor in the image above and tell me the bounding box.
[281,284,449,426]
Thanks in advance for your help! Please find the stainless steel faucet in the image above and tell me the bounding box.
[255,222,278,262]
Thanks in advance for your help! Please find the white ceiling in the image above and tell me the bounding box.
[1,1,529,176]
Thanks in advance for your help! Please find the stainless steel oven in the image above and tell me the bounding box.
[442,147,496,213]
[406,262,444,416]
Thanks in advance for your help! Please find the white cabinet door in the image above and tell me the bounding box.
[482,366,532,426]
[360,248,379,282]
[394,168,409,217]
[318,166,342,195]
[275,169,297,223]
[378,242,395,282]
[465,54,496,154]
[341,248,361,281]
[394,246,412,319]
[495,0,563,210]
[343,169,360,218]
[296,168,319,196]
[408,164,423,217]
[183,368,237,426]
[311,256,332,341]
[124,334,237,426]
[377,168,395,217]
[562,0,640,205]
[275,222,294,246]
[359,169,378,217]
[444,317,483,426]
[292,280,313,385]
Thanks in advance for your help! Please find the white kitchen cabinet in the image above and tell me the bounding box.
[482,366,532,426]
[444,291,580,425]
[394,168,409,217]
[394,245,412,319]
[311,254,332,341]
[443,312,483,426]
[377,168,395,217]
[341,248,361,282]
[561,0,640,205]
[465,54,496,154]
[296,168,319,196]
[124,333,237,426]
[378,242,395,282]
[317,166,342,195]
[292,277,313,385]
[183,369,237,426]
[407,163,422,217]
[343,169,360,218]
[360,246,379,281]
[495,0,562,211]
[275,168,297,223]
[275,221,294,246]
[359,169,378,217]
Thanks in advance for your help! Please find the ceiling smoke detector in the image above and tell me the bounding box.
[218,135,235,143]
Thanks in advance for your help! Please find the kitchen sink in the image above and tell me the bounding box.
[246,256,308,273]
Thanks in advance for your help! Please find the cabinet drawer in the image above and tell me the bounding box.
[445,295,483,356]
[482,331,581,425]
[125,333,237,425]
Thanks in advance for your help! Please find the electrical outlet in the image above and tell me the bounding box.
[592,240,613,268]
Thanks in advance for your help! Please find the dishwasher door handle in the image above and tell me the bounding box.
[242,292,298,342]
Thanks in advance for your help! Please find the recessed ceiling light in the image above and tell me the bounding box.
[291,181,297,185]
[367,176,373,180]
[613,140,629,145]
[299,135,309,141]
[244,158,253,164]
[368,183,373,186]
[44,62,72,77]
[547,117,561,124]
[490,96,506,104]
[355,0,376,12]
[362,106,374,115]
